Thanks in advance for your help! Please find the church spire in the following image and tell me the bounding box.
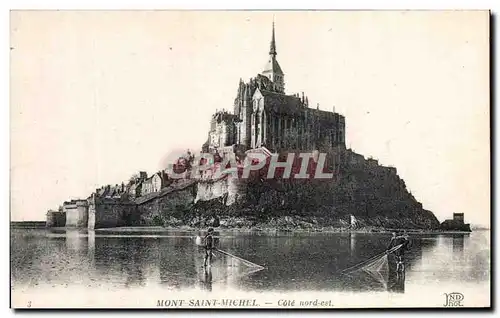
[269,20,277,56]
[262,18,285,93]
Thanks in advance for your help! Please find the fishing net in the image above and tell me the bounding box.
[195,249,265,289]
[339,244,403,290]
[362,265,389,289]
[215,249,264,270]
[341,243,402,275]
[361,253,389,273]
[194,236,265,287]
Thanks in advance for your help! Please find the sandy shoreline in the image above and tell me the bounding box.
[11,224,477,235]
[91,226,474,235]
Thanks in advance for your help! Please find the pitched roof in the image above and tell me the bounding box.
[260,90,303,115]
[262,56,284,75]
[213,111,239,123]
[253,74,275,91]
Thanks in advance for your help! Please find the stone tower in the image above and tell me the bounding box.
[241,83,253,148]
[261,21,285,93]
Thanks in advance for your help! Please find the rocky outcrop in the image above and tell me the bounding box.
[136,180,197,226]
[187,148,440,230]
[440,220,472,232]
[132,147,440,230]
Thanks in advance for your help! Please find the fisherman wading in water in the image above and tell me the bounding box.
[203,228,215,267]
[387,231,411,272]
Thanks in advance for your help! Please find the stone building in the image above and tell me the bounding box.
[128,182,142,199]
[205,22,345,153]
[46,209,66,227]
[207,110,239,151]
[63,199,89,228]
[137,171,170,197]
[440,212,471,232]
[126,171,149,198]
[87,194,137,230]
[142,172,163,195]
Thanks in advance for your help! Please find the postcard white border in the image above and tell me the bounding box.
[3,0,498,317]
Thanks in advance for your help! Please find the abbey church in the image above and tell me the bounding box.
[204,22,346,154]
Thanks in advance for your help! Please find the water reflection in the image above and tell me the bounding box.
[201,266,213,292]
[349,233,357,257]
[362,269,406,293]
[65,229,87,252]
[159,238,197,289]
[388,271,405,293]
[88,230,95,263]
[10,229,489,296]
[453,235,465,253]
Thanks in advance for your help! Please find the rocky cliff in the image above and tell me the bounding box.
[139,148,440,230]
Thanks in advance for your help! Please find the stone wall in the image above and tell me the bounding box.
[136,181,197,226]
[64,200,89,228]
[195,175,246,206]
[45,211,66,227]
[88,195,137,230]
[54,146,440,230]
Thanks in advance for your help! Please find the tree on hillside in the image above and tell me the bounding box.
[128,173,140,185]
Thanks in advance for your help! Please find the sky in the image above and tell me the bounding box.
[10,11,490,226]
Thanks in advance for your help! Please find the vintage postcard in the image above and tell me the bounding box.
[10,10,490,309]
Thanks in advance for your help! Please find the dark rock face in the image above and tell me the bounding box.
[136,182,197,226]
[138,148,440,230]
[440,220,472,232]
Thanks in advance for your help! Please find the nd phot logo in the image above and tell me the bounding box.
[443,292,464,307]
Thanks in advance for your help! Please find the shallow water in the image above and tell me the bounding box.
[10,228,490,308]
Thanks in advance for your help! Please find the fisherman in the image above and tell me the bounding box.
[387,231,411,272]
[203,228,215,267]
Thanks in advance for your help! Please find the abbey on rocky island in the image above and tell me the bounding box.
[204,22,346,154]
[46,20,442,232]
